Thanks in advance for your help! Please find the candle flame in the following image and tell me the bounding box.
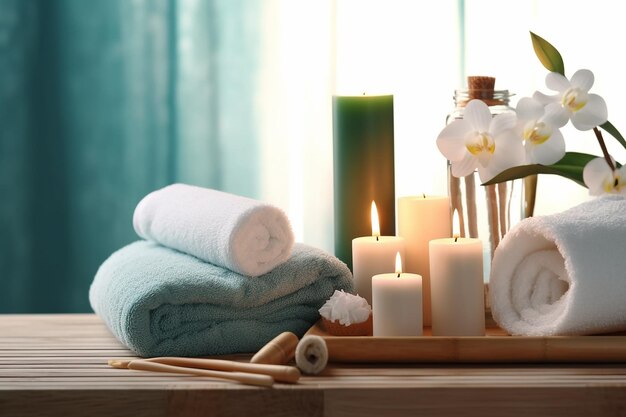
[371,201,380,238]
[452,209,460,240]
[395,252,402,276]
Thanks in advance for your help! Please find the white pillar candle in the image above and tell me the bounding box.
[372,253,422,337]
[352,202,405,304]
[428,210,484,336]
[397,195,451,326]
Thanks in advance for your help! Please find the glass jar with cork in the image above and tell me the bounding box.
[445,76,531,281]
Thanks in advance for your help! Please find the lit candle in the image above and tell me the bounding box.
[397,194,451,326]
[352,201,405,304]
[333,94,395,270]
[372,252,423,337]
[429,210,485,336]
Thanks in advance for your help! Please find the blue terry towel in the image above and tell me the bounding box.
[89,241,353,357]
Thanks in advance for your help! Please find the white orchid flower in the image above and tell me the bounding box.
[582,157,626,196]
[533,69,608,131]
[437,99,525,183]
[515,97,567,165]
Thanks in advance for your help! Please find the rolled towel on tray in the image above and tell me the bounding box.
[133,184,294,277]
[89,241,352,357]
[490,196,626,336]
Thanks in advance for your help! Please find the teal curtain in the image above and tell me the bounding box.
[0,0,262,313]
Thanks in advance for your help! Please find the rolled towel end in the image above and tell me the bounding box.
[230,205,295,277]
[295,335,328,375]
[490,196,626,336]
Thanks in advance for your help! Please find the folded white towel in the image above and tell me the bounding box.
[490,195,626,336]
[133,184,294,277]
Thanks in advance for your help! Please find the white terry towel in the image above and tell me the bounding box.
[133,184,294,277]
[490,195,626,336]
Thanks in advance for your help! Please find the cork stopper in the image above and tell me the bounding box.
[462,76,504,107]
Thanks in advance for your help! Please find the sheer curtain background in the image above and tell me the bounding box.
[1,0,624,312]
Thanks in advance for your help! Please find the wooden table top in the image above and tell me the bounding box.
[2,314,626,417]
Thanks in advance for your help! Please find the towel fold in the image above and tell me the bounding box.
[133,184,294,277]
[490,196,626,336]
[89,241,352,357]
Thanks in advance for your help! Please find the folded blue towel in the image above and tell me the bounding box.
[89,241,353,357]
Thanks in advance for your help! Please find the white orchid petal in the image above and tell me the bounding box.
[583,157,613,195]
[491,131,525,173]
[489,113,517,136]
[570,94,608,130]
[532,91,559,106]
[570,69,594,91]
[541,102,569,128]
[436,119,473,161]
[464,99,492,131]
[546,72,570,92]
[450,153,479,178]
[477,164,499,183]
[525,129,565,165]
[516,97,544,122]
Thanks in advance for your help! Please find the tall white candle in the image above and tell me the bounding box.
[397,195,451,326]
[352,202,405,304]
[372,252,423,337]
[429,210,484,336]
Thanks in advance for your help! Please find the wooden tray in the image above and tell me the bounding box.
[305,319,626,364]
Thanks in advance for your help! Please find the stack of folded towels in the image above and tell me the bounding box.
[90,184,353,357]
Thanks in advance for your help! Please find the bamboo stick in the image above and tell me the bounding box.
[524,175,538,218]
[497,182,508,239]
[449,174,466,237]
[108,357,300,383]
[118,360,274,387]
[506,180,515,236]
[485,184,500,255]
[464,173,478,238]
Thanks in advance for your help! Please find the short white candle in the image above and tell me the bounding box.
[352,201,405,304]
[429,210,484,336]
[397,195,451,326]
[372,252,423,337]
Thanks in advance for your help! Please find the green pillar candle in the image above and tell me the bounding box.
[333,94,395,270]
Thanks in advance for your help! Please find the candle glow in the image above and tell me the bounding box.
[371,201,381,238]
[452,209,460,241]
[395,252,402,277]
[352,201,406,304]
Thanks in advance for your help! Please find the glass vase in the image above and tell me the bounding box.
[446,88,530,281]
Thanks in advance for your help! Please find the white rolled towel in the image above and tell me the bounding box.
[133,184,294,277]
[490,195,626,336]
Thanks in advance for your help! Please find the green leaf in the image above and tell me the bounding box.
[600,120,626,150]
[530,32,565,76]
[482,152,598,187]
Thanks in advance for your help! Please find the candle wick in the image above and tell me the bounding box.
[376,236,379,242]
[422,193,426,198]
[455,236,458,242]
[397,273,401,278]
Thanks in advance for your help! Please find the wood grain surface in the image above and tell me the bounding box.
[1,314,626,417]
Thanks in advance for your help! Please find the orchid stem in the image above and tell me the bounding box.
[593,126,615,171]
